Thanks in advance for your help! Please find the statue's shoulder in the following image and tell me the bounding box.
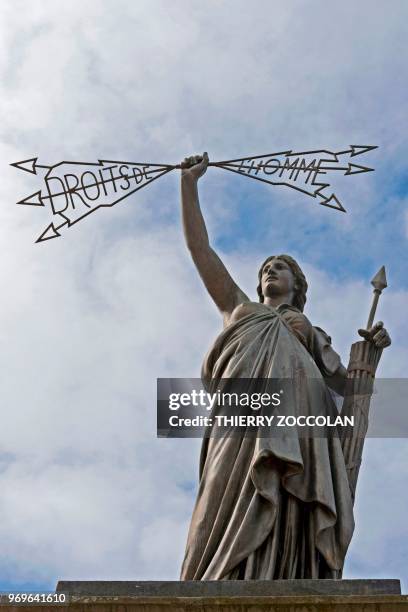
[312,325,341,376]
[313,325,333,344]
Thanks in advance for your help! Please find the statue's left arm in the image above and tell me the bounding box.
[312,322,391,397]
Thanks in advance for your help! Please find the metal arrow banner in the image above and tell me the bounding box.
[11,145,377,244]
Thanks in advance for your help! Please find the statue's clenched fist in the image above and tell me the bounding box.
[181,152,209,181]
[358,321,391,348]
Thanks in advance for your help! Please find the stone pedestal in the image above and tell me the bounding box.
[0,581,406,612]
[55,580,407,611]
[57,579,402,597]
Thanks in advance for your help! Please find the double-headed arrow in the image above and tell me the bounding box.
[11,145,377,243]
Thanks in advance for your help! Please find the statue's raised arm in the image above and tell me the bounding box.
[180,153,249,324]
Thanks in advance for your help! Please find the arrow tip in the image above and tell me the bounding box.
[35,223,61,243]
[371,265,387,290]
[10,157,38,175]
[345,163,374,175]
[319,194,346,213]
[350,145,378,158]
[16,191,44,207]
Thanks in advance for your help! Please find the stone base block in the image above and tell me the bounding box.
[0,581,406,612]
[56,579,401,597]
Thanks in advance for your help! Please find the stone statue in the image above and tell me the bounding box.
[178,153,391,580]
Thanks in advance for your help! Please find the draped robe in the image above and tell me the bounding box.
[180,302,354,580]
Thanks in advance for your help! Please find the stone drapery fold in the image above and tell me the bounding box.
[180,304,354,580]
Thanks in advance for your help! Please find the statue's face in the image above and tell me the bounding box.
[261,257,295,300]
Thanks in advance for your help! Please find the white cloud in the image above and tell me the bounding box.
[0,218,405,584]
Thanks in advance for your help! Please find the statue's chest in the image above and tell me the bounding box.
[228,302,313,351]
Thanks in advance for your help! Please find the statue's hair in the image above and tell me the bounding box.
[256,254,308,312]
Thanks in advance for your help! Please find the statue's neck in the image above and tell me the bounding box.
[264,293,294,309]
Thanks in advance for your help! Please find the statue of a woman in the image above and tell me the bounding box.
[179,153,391,580]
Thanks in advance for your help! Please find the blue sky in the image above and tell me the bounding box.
[0,0,407,593]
